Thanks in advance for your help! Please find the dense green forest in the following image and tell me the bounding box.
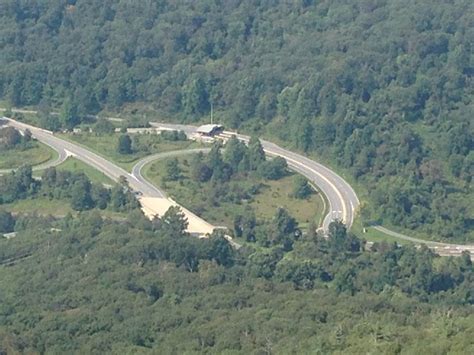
[1,2,473,352]
[1,208,473,353]
[1,0,472,241]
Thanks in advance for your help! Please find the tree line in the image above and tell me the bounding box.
[0,0,471,240]
[0,165,139,213]
[0,204,472,353]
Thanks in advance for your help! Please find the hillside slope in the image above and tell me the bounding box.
[1,213,473,353]
[0,0,472,241]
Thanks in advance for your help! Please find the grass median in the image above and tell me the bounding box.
[58,132,201,171]
[143,154,325,231]
[0,142,55,170]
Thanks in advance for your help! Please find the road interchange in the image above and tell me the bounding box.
[2,117,217,235]
[151,122,359,232]
[2,116,473,257]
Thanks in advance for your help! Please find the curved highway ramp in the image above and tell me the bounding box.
[3,117,217,236]
[4,116,473,258]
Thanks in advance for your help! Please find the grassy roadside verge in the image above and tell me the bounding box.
[2,197,129,220]
[5,158,126,219]
[142,154,325,230]
[55,158,114,186]
[351,218,413,245]
[0,142,55,170]
[58,132,202,172]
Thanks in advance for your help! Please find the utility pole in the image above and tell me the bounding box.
[210,101,213,125]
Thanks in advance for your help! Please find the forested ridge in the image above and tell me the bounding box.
[1,0,472,241]
[1,209,473,353]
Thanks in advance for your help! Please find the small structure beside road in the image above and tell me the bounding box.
[196,124,224,137]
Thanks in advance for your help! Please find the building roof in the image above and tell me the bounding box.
[196,124,223,134]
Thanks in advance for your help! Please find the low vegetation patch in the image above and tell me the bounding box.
[54,157,114,186]
[60,130,198,171]
[0,126,53,169]
[0,165,139,216]
[145,137,325,240]
[0,143,53,170]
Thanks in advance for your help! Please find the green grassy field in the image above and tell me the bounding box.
[4,158,132,219]
[2,197,73,216]
[2,196,128,220]
[59,132,201,171]
[0,142,54,170]
[249,176,326,226]
[55,157,114,186]
[144,155,325,230]
[350,218,413,245]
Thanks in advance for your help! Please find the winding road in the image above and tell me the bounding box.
[151,122,474,258]
[1,117,217,235]
[130,148,211,197]
[2,116,473,257]
[151,122,359,231]
[0,127,68,175]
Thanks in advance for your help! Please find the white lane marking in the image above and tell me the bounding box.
[266,151,348,225]
[220,132,350,227]
[15,119,348,231]
[64,149,76,157]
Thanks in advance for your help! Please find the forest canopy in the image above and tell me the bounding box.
[1,2,473,352]
[0,210,473,353]
[0,0,472,240]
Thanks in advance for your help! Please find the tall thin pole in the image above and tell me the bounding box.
[210,101,213,125]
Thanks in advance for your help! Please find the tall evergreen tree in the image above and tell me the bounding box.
[161,206,189,236]
[190,152,212,182]
[71,180,94,211]
[182,77,209,118]
[117,134,132,154]
[248,136,266,171]
[0,210,15,233]
[165,158,181,181]
[60,97,80,129]
[224,135,248,174]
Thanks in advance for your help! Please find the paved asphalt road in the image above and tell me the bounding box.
[151,122,359,232]
[131,148,211,194]
[0,120,68,174]
[151,122,474,257]
[3,116,472,257]
[3,118,163,198]
[373,225,474,257]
